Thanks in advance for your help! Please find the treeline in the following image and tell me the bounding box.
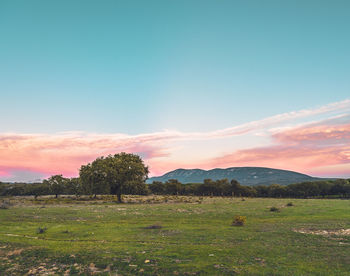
[1,177,350,199]
[148,178,350,198]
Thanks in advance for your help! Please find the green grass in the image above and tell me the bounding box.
[0,196,350,275]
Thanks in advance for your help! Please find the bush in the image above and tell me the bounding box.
[270,207,280,212]
[286,202,294,206]
[232,215,246,226]
[144,224,162,229]
[37,227,47,234]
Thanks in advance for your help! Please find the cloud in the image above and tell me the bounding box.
[0,133,173,177]
[273,121,350,145]
[203,99,350,138]
[208,117,350,175]
[0,99,349,181]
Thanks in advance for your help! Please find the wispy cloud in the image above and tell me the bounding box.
[204,99,350,139]
[0,99,349,181]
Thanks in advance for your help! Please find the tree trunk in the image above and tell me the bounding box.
[55,194,58,198]
[117,192,122,203]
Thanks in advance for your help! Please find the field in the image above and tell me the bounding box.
[0,196,350,275]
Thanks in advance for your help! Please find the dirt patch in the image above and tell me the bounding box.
[294,228,350,236]
[7,249,24,257]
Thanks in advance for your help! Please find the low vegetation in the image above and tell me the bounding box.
[232,215,246,226]
[269,206,280,212]
[0,196,349,275]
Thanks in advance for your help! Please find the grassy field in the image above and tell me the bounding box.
[0,195,349,275]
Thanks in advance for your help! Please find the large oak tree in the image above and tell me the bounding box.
[80,153,149,202]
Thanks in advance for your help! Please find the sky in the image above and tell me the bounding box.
[0,0,349,182]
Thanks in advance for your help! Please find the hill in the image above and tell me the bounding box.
[147,167,325,186]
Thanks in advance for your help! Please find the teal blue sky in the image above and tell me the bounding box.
[1,1,350,181]
[1,0,349,134]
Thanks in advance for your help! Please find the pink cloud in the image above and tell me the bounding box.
[0,132,174,178]
[273,122,350,145]
[0,99,349,180]
[207,119,350,176]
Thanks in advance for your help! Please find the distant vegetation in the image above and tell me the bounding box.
[1,152,349,200]
[1,176,349,199]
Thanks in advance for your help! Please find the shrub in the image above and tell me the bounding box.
[37,227,47,234]
[286,202,294,206]
[232,215,246,226]
[270,207,280,212]
[144,224,162,229]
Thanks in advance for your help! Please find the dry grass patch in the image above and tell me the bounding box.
[294,228,350,237]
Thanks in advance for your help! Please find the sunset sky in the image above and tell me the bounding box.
[1,1,349,182]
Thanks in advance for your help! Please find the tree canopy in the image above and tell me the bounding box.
[79,152,149,202]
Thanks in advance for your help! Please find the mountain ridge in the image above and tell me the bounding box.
[147,167,327,186]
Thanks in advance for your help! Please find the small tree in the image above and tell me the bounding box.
[66,177,83,198]
[43,175,67,198]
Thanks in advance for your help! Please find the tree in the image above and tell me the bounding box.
[330,179,350,197]
[80,153,149,202]
[24,183,50,199]
[66,177,83,198]
[149,181,165,194]
[122,180,150,195]
[198,179,214,196]
[254,185,269,197]
[230,179,243,197]
[43,175,67,198]
[215,179,230,196]
[240,186,257,197]
[0,182,5,196]
[80,159,110,197]
[268,184,286,198]
[164,179,182,195]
